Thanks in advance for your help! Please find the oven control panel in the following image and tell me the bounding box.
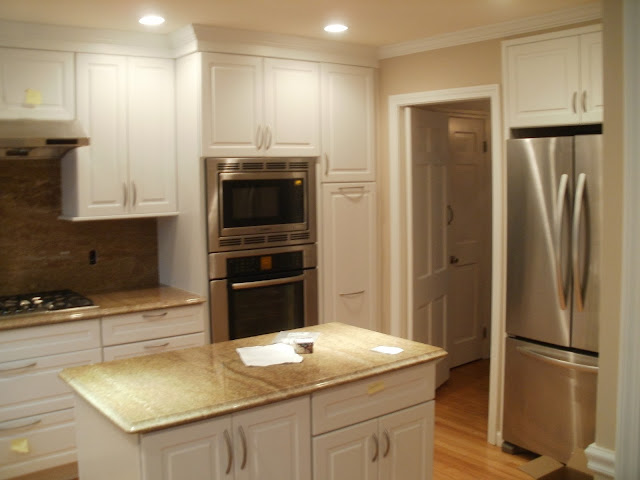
[227,252,303,277]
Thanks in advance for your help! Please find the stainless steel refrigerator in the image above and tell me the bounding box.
[503,135,601,463]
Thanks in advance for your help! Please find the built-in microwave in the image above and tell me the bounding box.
[206,157,316,252]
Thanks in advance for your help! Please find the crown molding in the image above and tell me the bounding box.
[378,2,602,59]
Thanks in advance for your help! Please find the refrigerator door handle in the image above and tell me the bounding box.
[572,173,587,312]
[555,173,570,310]
[516,345,598,374]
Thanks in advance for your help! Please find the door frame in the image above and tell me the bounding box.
[387,84,503,445]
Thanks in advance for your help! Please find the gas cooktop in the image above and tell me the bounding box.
[0,289,97,317]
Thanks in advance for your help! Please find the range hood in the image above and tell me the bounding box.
[0,119,89,159]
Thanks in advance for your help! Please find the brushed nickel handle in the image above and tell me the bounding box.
[231,274,305,290]
[572,173,587,312]
[144,342,170,349]
[123,182,128,206]
[582,90,587,113]
[516,346,598,374]
[572,91,577,114]
[0,361,37,373]
[338,185,366,199]
[0,418,42,431]
[224,429,233,475]
[239,426,247,470]
[264,125,272,150]
[371,433,379,462]
[382,429,391,458]
[142,311,168,319]
[132,182,137,206]
[256,125,263,150]
[325,153,329,177]
[447,205,454,226]
[554,174,569,310]
[339,290,365,297]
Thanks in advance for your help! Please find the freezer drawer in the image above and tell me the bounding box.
[503,337,597,463]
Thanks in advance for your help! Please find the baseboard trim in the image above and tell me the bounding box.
[585,443,615,479]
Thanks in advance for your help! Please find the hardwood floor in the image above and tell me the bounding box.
[434,359,536,480]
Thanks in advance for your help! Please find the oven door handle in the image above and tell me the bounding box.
[231,274,306,290]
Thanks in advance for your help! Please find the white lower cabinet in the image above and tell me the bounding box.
[313,402,434,480]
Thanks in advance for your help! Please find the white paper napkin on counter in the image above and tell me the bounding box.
[236,343,303,367]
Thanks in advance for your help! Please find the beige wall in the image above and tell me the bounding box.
[596,0,623,450]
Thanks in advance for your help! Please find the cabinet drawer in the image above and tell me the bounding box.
[0,409,76,479]
[101,305,204,346]
[103,333,206,361]
[0,348,102,422]
[311,363,434,435]
[0,320,101,363]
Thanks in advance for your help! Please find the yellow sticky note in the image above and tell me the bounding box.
[11,437,30,454]
[24,88,42,107]
[367,381,385,395]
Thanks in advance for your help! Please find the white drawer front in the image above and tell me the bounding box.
[0,348,102,423]
[0,409,76,479]
[103,333,206,361]
[101,305,204,346]
[311,363,434,436]
[0,320,101,363]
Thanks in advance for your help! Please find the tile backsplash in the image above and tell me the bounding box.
[0,159,158,295]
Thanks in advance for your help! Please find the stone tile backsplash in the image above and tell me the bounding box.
[0,159,158,295]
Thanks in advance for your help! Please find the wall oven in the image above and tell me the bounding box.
[209,244,318,342]
[206,157,316,252]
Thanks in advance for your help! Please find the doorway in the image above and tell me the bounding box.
[387,85,504,445]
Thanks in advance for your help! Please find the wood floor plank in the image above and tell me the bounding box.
[434,359,536,480]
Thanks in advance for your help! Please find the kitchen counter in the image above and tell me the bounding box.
[60,322,446,434]
[0,286,205,331]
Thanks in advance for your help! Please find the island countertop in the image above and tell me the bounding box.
[60,322,446,434]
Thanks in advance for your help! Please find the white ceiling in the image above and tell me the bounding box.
[1,0,598,48]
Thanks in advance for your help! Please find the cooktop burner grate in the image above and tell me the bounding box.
[0,289,95,317]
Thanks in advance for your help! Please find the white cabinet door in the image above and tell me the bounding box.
[234,396,311,480]
[142,415,233,480]
[128,57,177,215]
[580,31,603,124]
[201,53,263,157]
[201,54,319,157]
[62,53,177,220]
[506,35,581,127]
[0,48,74,120]
[378,402,434,480]
[264,58,320,157]
[312,419,378,480]
[321,64,375,182]
[321,183,378,330]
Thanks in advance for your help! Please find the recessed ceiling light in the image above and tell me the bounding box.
[324,24,348,33]
[139,15,165,26]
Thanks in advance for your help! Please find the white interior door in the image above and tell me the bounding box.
[406,107,450,388]
[447,115,491,367]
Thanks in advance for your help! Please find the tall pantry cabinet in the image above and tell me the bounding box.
[319,64,378,331]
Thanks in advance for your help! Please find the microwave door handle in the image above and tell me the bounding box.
[231,274,306,290]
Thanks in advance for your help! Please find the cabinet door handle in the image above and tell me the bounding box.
[142,311,168,319]
[0,361,37,373]
[0,418,42,431]
[339,290,365,297]
[144,342,170,350]
[382,429,391,458]
[265,125,272,150]
[324,153,329,177]
[371,433,379,462]
[132,182,137,207]
[224,429,233,475]
[123,182,128,206]
[582,90,587,113]
[256,125,263,150]
[572,91,577,114]
[338,185,366,199]
[239,426,247,470]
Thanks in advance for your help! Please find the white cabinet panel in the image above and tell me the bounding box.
[102,332,206,361]
[201,54,319,157]
[0,48,74,120]
[62,54,177,220]
[101,304,205,346]
[504,27,602,127]
[321,64,375,182]
[321,182,377,330]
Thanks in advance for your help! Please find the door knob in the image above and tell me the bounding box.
[449,255,459,265]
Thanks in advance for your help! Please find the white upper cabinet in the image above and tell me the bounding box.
[504,26,602,127]
[202,53,320,157]
[321,64,375,182]
[0,48,74,120]
[61,53,177,220]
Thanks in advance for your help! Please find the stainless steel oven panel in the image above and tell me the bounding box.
[208,244,317,280]
[209,267,318,343]
[206,157,317,252]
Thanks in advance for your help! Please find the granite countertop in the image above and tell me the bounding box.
[60,322,447,434]
[0,286,206,331]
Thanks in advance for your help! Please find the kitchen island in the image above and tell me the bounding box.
[60,322,446,480]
